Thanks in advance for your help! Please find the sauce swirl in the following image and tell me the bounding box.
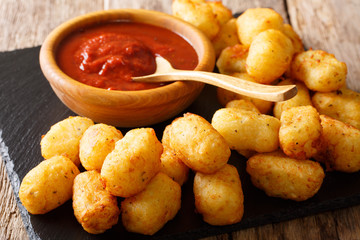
[56,22,198,90]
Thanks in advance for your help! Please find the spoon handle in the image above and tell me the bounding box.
[133,71,297,102]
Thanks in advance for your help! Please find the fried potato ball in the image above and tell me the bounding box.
[207,1,232,26]
[73,171,120,234]
[247,151,325,201]
[194,164,244,225]
[290,50,347,92]
[312,88,360,129]
[160,146,189,186]
[281,23,304,54]
[226,99,260,113]
[79,123,123,171]
[223,99,260,159]
[220,97,260,159]
[314,115,360,172]
[279,106,322,160]
[212,108,280,153]
[218,98,261,159]
[172,0,220,39]
[216,73,274,114]
[162,113,230,174]
[121,172,181,235]
[101,128,162,197]
[40,116,94,166]
[19,156,80,214]
[216,44,248,74]
[212,18,240,57]
[273,79,312,119]
[246,29,294,84]
[236,8,284,47]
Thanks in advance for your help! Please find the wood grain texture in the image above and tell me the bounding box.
[106,0,289,23]
[287,0,360,91]
[105,0,174,14]
[1,0,360,240]
[0,0,104,51]
[0,157,28,240]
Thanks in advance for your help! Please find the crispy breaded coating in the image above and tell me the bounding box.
[19,156,80,214]
[212,18,240,57]
[236,8,284,47]
[279,106,322,160]
[247,151,325,201]
[160,146,189,186]
[246,29,294,84]
[315,115,360,172]
[41,116,94,166]
[121,172,181,235]
[162,113,230,174]
[194,164,244,225]
[273,79,312,119]
[79,123,123,171]
[212,107,280,153]
[101,128,162,197]
[73,171,120,234]
[312,88,360,129]
[290,50,347,92]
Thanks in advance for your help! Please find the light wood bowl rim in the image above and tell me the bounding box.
[39,8,215,105]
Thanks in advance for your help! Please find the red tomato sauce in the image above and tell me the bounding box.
[56,22,198,90]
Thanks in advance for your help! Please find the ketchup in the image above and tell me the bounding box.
[56,22,198,91]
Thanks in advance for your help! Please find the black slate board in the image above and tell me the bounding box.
[1,46,360,240]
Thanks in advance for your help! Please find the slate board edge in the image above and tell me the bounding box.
[0,130,41,240]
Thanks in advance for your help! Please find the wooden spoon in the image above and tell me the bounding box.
[133,56,297,102]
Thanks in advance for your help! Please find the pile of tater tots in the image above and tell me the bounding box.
[19,0,360,236]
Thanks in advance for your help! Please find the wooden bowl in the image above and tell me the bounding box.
[39,9,215,127]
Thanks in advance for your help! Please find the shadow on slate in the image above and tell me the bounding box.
[1,46,360,240]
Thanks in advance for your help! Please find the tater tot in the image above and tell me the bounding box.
[212,18,240,57]
[222,100,258,160]
[315,115,360,172]
[101,128,162,197]
[290,50,347,92]
[312,88,360,129]
[212,108,280,153]
[19,156,80,214]
[162,113,230,174]
[246,29,294,84]
[216,73,274,114]
[226,99,260,113]
[279,106,322,160]
[281,23,304,54]
[216,44,248,74]
[79,123,123,171]
[207,1,232,26]
[216,98,261,158]
[236,8,284,47]
[218,98,260,159]
[194,164,244,225]
[121,172,181,235]
[172,0,220,39]
[40,116,94,166]
[160,146,189,186]
[73,171,120,234]
[273,79,312,119]
[247,151,325,201]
